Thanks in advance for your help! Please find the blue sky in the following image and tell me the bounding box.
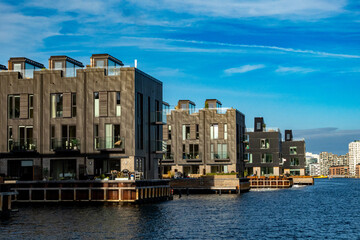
[0,0,359,154]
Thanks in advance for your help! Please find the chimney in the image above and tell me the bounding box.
[134,59,137,68]
[254,117,264,132]
[285,130,293,141]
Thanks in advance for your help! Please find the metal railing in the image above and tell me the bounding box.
[211,152,229,160]
[246,127,280,132]
[152,140,166,152]
[53,138,80,151]
[183,152,201,160]
[162,153,174,160]
[96,136,125,150]
[10,138,37,151]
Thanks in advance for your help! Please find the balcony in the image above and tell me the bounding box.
[212,152,230,162]
[183,153,202,163]
[151,111,167,124]
[52,138,80,151]
[162,153,174,163]
[10,138,37,152]
[96,136,125,151]
[152,140,166,153]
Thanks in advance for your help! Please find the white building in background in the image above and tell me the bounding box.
[309,163,320,176]
[305,152,319,175]
[349,140,360,176]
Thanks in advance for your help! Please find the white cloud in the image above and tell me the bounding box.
[224,64,265,75]
[276,66,316,74]
[131,0,346,20]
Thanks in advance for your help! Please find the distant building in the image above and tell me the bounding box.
[349,141,360,176]
[305,152,319,175]
[162,99,246,177]
[309,163,320,176]
[319,152,349,176]
[329,165,349,177]
[282,130,306,176]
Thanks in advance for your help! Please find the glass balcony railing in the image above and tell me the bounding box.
[152,140,166,153]
[152,111,166,124]
[96,136,125,150]
[183,152,201,160]
[211,151,229,160]
[92,66,121,76]
[10,138,37,151]
[53,138,80,151]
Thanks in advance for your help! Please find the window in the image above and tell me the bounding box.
[164,145,172,159]
[96,60,105,68]
[54,61,63,70]
[210,124,218,139]
[94,92,99,117]
[168,125,172,140]
[182,144,186,159]
[290,147,297,155]
[8,126,13,151]
[19,126,34,150]
[105,124,122,149]
[290,158,300,166]
[245,153,253,163]
[196,124,199,139]
[135,158,143,172]
[50,125,55,150]
[217,144,228,159]
[182,125,190,140]
[189,103,195,114]
[189,144,199,159]
[116,92,121,116]
[261,153,273,163]
[72,93,76,117]
[260,139,270,149]
[94,124,99,149]
[8,95,20,119]
[51,93,63,118]
[261,167,273,176]
[210,144,214,160]
[61,125,77,150]
[66,61,75,77]
[256,122,261,130]
[224,124,228,140]
[29,95,34,118]
[50,159,76,180]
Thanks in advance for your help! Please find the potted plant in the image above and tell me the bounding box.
[71,139,79,150]
[43,167,49,181]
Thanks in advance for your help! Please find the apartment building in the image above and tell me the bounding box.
[319,152,349,176]
[349,140,360,176]
[161,99,245,177]
[329,165,349,177]
[309,163,320,176]
[282,130,306,176]
[0,54,163,180]
[305,152,319,175]
[244,117,282,176]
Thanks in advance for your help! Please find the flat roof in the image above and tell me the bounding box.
[91,54,124,66]
[178,100,196,106]
[49,55,84,67]
[9,57,45,68]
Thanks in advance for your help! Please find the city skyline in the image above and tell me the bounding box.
[1,0,359,154]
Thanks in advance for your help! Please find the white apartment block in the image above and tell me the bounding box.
[309,163,320,176]
[349,140,360,176]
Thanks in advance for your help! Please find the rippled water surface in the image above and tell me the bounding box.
[2,178,360,239]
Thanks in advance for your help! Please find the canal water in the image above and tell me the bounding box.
[1,178,360,239]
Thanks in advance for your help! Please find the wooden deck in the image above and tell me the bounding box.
[3,180,172,204]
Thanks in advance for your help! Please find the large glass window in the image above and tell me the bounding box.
[261,167,273,176]
[105,124,122,149]
[182,125,190,140]
[260,139,270,149]
[261,153,273,163]
[50,159,76,180]
[96,60,104,68]
[290,147,297,155]
[290,158,300,166]
[51,93,63,118]
[94,92,99,117]
[116,92,121,116]
[217,144,228,159]
[54,61,63,70]
[61,125,77,150]
[8,95,20,119]
[189,144,199,159]
[29,95,34,118]
[94,159,120,175]
[210,124,218,139]
[66,61,75,77]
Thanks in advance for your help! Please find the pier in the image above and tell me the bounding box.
[3,180,172,204]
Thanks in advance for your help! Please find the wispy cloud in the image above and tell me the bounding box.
[132,0,346,20]
[224,64,265,75]
[114,36,360,59]
[276,66,316,74]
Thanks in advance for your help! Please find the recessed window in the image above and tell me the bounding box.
[261,153,273,163]
[260,139,270,149]
[116,92,121,116]
[182,125,190,140]
[290,158,300,166]
[29,95,34,118]
[224,123,228,140]
[51,93,63,118]
[290,147,297,155]
[196,124,199,139]
[8,95,20,119]
[210,124,218,139]
[168,125,172,140]
[72,93,76,117]
[94,92,99,117]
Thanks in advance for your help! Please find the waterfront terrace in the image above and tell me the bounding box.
[0,54,163,181]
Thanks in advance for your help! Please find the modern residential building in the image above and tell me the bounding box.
[0,64,7,71]
[244,117,282,176]
[329,165,349,177]
[282,130,306,175]
[245,119,306,176]
[0,54,163,180]
[349,140,360,176]
[305,152,319,175]
[319,152,349,176]
[309,163,320,176]
[161,99,245,177]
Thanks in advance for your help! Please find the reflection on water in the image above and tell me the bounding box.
[2,179,360,239]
